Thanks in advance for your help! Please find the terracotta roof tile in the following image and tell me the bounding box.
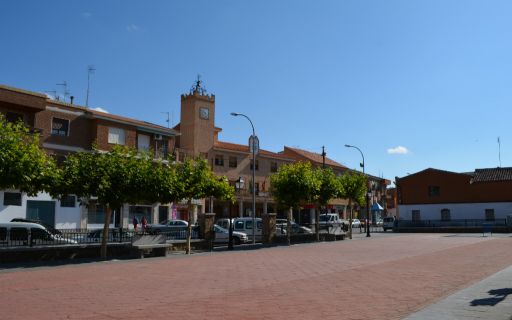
[282,146,347,169]
[214,141,293,160]
[472,167,512,182]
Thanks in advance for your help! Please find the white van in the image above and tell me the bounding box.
[231,217,286,242]
[0,222,77,247]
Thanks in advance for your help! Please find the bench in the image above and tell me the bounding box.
[131,234,172,258]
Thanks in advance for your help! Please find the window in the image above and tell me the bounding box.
[108,127,125,145]
[51,118,69,136]
[60,195,76,208]
[412,210,421,222]
[215,155,224,166]
[252,182,260,195]
[428,186,440,197]
[441,209,451,221]
[229,156,237,168]
[6,112,23,123]
[250,160,259,171]
[137,134,150,151]
[271,162,278,173]
[161,140,170,158]
[234,220,244,230]
[31,228,51,241]
[10,227,28,242]
[87,202,106,224]
[3,192,22,206]
[485,209,495,221]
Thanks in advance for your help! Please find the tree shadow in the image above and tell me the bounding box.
[470,288,512,307]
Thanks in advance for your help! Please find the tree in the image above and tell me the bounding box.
[0,115,59,196]
[270,161,320,245]
[313,167,342,241]
[54,146,168,258]
[175,158,234,254]
[338,171,367,239]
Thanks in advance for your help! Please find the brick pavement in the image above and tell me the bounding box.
[0,233,511,320]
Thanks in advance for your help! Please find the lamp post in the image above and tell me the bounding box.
[344,144,370,237]
[229,177,244,250]
[231,112,257,244]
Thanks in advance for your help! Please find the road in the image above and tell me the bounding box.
[0,233,511,319]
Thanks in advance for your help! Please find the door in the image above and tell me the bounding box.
[26,200,56,226]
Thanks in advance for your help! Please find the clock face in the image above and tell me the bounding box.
[200,107,209,119]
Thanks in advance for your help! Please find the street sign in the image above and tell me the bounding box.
[249,135,259,155]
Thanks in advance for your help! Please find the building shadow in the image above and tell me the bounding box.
[470,288,512,307]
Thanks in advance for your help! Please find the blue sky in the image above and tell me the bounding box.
[1,1,511,182]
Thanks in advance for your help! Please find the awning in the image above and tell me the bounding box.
[371,202,384,211]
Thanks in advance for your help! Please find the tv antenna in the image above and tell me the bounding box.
[161,112,170,128]
[498,137,502,167]
[86,65,96,107]
[56,81,69,102]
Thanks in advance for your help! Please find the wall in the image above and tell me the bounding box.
[0,191,82,228]
[398,202,512,221]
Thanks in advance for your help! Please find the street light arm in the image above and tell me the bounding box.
[345,144,365,173]
[231,112,255,136]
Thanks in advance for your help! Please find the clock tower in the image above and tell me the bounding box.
[179,77,216,156]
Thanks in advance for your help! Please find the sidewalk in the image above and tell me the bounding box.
[405,265,512,320]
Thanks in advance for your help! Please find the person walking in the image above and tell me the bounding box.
[141,216,148,233]
[132,216,139,232]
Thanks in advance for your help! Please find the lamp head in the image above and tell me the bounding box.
[230,112,239,116]
[344,144,352,148]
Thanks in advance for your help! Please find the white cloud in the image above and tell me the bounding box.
[387,146,409,154]
[92,107,109,113]
[82,12,91,19]
[126,24,140,32]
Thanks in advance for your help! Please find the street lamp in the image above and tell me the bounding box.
[344,144,370,237]
[231,112,257,244]
[229,177,244,250]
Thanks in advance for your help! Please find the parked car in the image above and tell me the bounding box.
[383,217,395,232]
[0,222,77,247]
[10,218,62,235]
[213,224,248,245]
[352,219,362,228]
[146,219,189,233]
[275,219,312,234]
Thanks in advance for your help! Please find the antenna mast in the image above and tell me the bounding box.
[56,81,69,102]
[498,137,502,167]
[86,65,96,107]
[161,112,170,128]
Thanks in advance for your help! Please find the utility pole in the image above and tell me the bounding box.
[322,146,326,168]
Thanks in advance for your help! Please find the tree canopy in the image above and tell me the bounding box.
[270,161,320,209]
[0,115,58,196]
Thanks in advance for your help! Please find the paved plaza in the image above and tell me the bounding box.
[1,233,511,319]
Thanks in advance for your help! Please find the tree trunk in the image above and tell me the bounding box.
[348,199,353,240]
[186,199,193,255]
[101,204,112,259]
[287,207,292,246]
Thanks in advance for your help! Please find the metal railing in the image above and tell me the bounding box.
[0,227,201,248]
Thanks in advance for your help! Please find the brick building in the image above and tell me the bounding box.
[396,167,512,222]
[0,84,178,228]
